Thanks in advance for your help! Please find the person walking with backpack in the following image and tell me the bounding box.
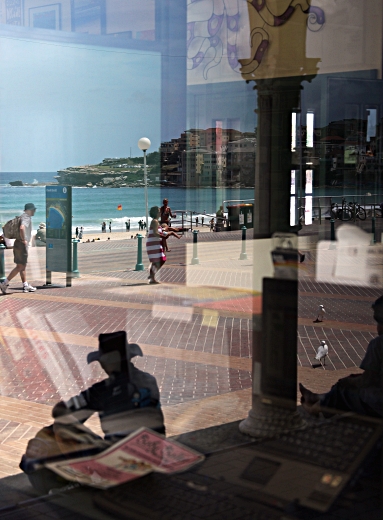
[0,203,37,294]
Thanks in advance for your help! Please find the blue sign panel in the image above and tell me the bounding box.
[46,186,72,273]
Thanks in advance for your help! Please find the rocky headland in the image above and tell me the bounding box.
[54,156,159,188]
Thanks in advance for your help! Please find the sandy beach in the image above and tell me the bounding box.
[75,230,142,242]
[74,225,212,242]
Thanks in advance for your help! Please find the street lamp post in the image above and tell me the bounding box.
[138,137,151,234]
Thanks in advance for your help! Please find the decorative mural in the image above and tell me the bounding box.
[187,0,325,83]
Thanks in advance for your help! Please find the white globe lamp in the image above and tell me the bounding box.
[138,137,151,152]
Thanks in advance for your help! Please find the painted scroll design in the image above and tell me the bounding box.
[187,0,325,80]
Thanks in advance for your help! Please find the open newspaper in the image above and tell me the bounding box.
[46,427,204,489]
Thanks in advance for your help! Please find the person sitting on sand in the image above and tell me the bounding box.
[300,296,383,418]
[161,223,181,252]
[32,223,46,247]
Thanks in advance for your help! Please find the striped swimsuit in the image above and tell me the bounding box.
[146,225,166,263]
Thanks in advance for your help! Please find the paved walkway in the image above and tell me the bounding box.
[0,232,380,476]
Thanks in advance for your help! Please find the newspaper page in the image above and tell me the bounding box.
[46,428,205,489]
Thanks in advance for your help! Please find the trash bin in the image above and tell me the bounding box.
[227,204,254,230]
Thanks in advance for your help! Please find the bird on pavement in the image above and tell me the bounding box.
[313,304,325,323]
[315,341,328,366]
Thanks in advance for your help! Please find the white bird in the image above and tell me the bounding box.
[314,304,326,323]
[315,341,329,366]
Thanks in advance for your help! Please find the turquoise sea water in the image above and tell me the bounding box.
[0,172,374,233]
[0,172,254,233]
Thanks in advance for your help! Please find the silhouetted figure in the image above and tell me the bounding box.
[20,331,164,493]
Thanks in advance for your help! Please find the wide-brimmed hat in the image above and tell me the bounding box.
[39,222,46,228]
[87,331,143,364]
[24,203,37,211]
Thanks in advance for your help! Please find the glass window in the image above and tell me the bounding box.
[0,1,382,515]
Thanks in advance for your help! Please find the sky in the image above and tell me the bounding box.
[0,35,161,172]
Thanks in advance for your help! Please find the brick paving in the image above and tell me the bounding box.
[0,231,381,476]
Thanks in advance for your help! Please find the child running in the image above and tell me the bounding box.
[161,223,181,252]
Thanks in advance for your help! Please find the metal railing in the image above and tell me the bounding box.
[171,210,226,234]
[295,193,382,224]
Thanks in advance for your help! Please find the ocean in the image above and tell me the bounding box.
[0,172,254,233]
[0,172,373,234]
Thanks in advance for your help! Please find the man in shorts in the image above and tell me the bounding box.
[160,198,175,226]
[0,203,37,294]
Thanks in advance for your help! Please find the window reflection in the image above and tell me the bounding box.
[0,1,382,516]
[1,0,156,41]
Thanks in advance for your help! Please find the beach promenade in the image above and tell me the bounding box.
[0,230,380,477]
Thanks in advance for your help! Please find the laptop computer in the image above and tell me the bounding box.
[92,278,383,516]
[192,412,383,512]
[91,412,382,518]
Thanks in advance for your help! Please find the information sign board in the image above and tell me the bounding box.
[46,186,72,273]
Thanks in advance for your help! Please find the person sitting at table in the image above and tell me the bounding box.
[20,331,164,492]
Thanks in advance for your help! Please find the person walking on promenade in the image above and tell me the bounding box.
[146,206,167,284]
[216,205,224,230]
[109,221,112,233]
[210,218,214,231]
[300,296,383,418]
[0,203,37,294]
[160,198,175,226]
[75,226,79,238]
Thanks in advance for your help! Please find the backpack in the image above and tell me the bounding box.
[2,216,21,239]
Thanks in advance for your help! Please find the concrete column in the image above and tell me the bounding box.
[240,75,315,437]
